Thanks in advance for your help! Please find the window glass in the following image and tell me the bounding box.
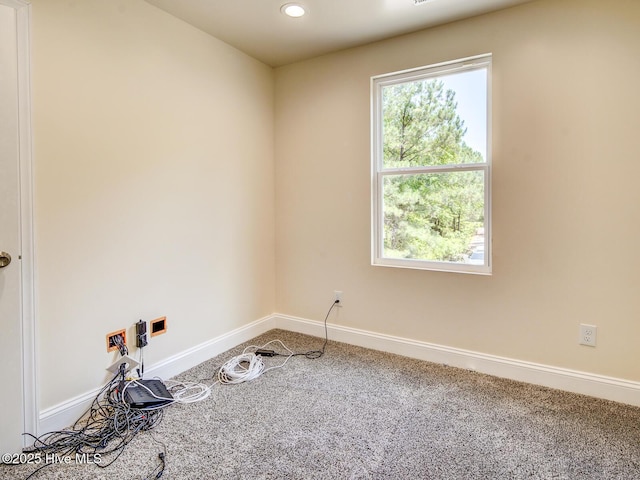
[382,69,487,168]
[372,55,491,273]
[382,171,485,263]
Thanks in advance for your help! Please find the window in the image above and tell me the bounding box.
[371,54,491,274]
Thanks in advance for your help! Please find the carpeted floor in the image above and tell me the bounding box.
[3,329,640,479]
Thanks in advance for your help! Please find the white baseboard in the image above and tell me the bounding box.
[38,315,276,434]
[38,312,640,434]
[273,313,640,407]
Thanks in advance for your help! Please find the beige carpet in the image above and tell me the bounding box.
[3,329,640,479]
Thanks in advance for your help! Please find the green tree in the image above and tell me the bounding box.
[382,79,484,262]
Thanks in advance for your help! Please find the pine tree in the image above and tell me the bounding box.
[382,79,484,261]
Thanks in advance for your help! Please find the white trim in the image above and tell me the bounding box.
[39,316,275,433]
[273,313,640,407]
[17,0,37,445]
[38,312,640,433]
[143,315,274,380]
[2,0,30,9]
[370,54,492,275]
[2,0,38,446]
[371,53,492,84]
[38,390,101,437]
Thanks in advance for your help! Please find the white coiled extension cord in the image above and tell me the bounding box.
[217,352,265,384]
[217,340,294,385]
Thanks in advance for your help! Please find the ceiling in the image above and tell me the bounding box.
[145,0,534,67]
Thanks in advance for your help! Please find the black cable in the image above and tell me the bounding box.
[17,301,337,478]
[291,299,339,359]
[20,366,168,479]
[113,334,128,356]
[138,341,145,379]
[153,452,166,479]
[143,433,168,480]
[23,461,53,480]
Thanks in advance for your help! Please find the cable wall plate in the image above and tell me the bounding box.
[106,329,127,352]
[107,354,140,375]
[150,316,167,337]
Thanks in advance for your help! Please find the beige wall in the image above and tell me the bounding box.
[32,0,275,409]
[274,0,640,382]
[29,0,640,412]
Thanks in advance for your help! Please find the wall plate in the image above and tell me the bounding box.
[106,354,139,375]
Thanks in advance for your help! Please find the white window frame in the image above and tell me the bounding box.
[371,54,492,274]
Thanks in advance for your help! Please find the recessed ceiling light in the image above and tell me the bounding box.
[281,3,306,18]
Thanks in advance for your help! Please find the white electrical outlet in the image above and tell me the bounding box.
[579,324,597,347]
[334,290,343,306]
